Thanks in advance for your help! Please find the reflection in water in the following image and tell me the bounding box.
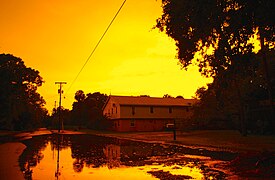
[55,134,60,179]
[19,134,230,179]
[103,144,121,169]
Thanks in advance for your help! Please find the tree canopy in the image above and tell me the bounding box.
[0,54,47,130]
[157,0,275,133]
[70,91,108,129]
[156,0,274,76]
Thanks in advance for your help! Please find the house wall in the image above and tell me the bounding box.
[120,105,193,119]
[104,100,194,132]
[103,99,120,119]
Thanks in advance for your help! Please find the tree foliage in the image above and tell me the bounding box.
[157,0,275,133]
[193,51,274,132]
[0,54,48,130]
[156,0,274,76]
[70,91,108,129]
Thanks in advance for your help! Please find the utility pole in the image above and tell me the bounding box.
[55,82,67,133]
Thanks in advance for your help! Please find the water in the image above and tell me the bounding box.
[18,134,233,179]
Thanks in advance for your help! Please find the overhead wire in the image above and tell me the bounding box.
[65,0,127,96]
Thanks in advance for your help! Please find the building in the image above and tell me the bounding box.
[102,95,198,132]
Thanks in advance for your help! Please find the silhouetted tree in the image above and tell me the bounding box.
[140,95,150,97]
[163,94,173,98]
[74,90,86,102]
[156,0,275,134]
[0,54,48,130]
[193,51,275,132]
[51,106,71,129]
[70,91,108,129]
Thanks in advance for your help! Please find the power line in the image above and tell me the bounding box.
[65,0,127,96]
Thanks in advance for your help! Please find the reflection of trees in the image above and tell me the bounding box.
[73,159,84,173]
[70,135,116,171]
[19,133,237,178]
[19,135,49,179]
[18,134,70,179]
[50,134,71,151]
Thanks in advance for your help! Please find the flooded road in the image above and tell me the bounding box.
[0,133,244,180]
[12,134,236,179]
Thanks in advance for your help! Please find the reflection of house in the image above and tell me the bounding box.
[102,95,197,132]
[103,144,121,169]
[103,144,121,160]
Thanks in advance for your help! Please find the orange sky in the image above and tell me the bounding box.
[0,0,212,111]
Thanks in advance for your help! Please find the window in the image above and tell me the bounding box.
[169,107,172,113]
[150,106,154,113]
[132,106,135,115]
[112,108,113,114]
[118,120,120,127]
[186,107,189,112]
[130,119,135,127]
[116,107,117,114]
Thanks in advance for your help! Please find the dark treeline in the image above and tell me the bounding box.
[192,51,275,134]
[157,0,275,134]
[50,91,110,130]
[0,54,48,131]
[0,53,109,131]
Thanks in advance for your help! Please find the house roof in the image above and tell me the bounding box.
[103,95,198,110]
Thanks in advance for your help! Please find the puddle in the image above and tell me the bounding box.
[17,134,234,179]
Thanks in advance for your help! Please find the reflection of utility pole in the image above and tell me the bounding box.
[55,134,61,179]
[55,82,66,133]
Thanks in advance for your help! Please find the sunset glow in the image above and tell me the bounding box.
[0,0,211,110]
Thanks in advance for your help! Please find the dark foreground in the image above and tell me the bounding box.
[0,130,274,179]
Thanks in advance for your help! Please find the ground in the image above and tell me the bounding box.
[1,129,275,179]
[90,130,275,153]
[86,129,275,178]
